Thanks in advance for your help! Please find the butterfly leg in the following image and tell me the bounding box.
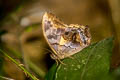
[50,53,66,65]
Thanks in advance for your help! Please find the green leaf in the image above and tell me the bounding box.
[45,63,58,80]
[110,66,120,80]
[46,37,113,80]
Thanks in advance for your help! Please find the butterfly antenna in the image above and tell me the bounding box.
[42,48,55,55]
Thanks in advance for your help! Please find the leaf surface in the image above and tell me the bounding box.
[46,37,113,80]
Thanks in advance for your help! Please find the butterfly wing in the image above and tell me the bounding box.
[42,12,66,58]
[42,12,91,60]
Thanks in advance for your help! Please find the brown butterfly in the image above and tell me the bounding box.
[42,12,91,63]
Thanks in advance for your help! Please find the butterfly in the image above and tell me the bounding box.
[42,12,91,63]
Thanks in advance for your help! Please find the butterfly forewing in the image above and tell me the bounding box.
[42,13,66,58]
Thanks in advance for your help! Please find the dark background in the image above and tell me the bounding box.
[0,0,120,80]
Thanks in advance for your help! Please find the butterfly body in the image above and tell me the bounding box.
[42,12,91,60]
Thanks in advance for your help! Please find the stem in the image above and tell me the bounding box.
[0,49,39,80]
